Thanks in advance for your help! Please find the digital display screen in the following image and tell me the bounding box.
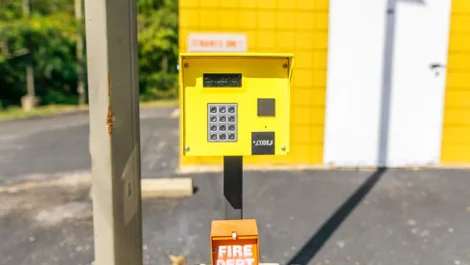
[203,73,242,87]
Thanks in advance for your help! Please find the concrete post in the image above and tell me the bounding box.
[84,0,143,264]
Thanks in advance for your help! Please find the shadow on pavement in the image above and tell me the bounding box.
[285,168,387,265]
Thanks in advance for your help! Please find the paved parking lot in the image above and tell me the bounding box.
[1,109,470,265]
[0,108,179,186]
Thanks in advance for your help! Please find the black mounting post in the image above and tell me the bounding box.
[223,156,243,219]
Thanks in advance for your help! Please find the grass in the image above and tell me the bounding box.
[0,99,179,121]
[0,105,87,121]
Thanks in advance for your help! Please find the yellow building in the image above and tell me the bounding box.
[178,0,470,169]
[441,0,470,164]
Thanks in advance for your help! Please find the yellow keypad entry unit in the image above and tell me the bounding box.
[179,53,294,157]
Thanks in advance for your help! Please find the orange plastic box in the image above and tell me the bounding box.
[210,219,259,265]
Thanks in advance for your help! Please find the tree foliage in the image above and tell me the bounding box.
[137,0,179,100]
[0,0,178,108]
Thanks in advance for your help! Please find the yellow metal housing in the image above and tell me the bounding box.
[179,53,294,157]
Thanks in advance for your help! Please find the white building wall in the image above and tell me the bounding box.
[324,0,451,167]
[323,0,389,167]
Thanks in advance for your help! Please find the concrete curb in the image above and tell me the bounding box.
[89,178,193,199]
[141,178,193,198]
[169,108,180,119]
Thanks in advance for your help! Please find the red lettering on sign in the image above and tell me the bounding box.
[214,244,256,265]
[191,39,245,48]
[188,34,247,51]
[226,40,237,48]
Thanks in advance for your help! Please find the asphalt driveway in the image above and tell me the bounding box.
[0,109,470,265]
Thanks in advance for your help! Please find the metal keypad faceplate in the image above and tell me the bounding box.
[207,103,238,142]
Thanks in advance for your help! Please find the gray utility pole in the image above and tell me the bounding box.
[84,0,143,264]
[75,0,86,106]
[21,0,36,111]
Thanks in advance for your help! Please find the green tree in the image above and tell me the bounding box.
[0,0,178,108]
[137,0,179,100]
[0,0,79,107]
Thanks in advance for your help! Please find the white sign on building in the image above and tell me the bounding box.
[187,33,247,52]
